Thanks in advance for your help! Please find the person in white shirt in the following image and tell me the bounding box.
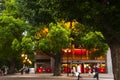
[71,66,76,76]
[76,64,81,77]
[77,64,81,73]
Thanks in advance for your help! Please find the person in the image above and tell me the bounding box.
[71,66,76,76]
[1,66,5,75]
[93,65,99,80]
[88,65,92,76]
[20,64,25,75]
[76,64,81,77]
[25,66,29,74]
[0,69,3,76]
[77,64,81,73]
[4,66,8,75]
[20,67,24,75]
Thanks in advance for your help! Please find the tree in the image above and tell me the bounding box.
[45,0,120,80]
[34,22,72,76]
[64,21,108,59]
[80,31,108,59]
[0,0,30,72]
[0,15,29,72]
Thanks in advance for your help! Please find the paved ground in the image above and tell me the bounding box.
[0,73,114,80]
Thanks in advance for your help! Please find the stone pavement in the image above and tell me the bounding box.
[0,73,114,80]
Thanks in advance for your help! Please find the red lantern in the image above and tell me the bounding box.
[74,49,81,55]
[37,67,43,73]
[62,49,72,54]
[63,67,71,73]
[45,68,52,73]
[62,49,66,54]
[81,49,86,55]
[68,49,72,54]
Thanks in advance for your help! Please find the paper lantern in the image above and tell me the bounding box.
[62,49,72,54]
[74,49,81,55]
[81,49,86,55]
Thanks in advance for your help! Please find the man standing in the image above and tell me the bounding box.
[93,65,99,80]
[77,64,81,80]
[77,64,81,73]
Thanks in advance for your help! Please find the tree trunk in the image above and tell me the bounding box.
[109,43,120,80]
[9,60,15,74]
[53,53,62,76]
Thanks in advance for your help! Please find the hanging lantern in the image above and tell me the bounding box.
[81,49,86,55]
[62,49,72,54]
[62,49,66,54]
[68,49,72,54]
[74,49,81,55]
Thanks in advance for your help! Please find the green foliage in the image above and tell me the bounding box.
[0,0,5,13]
[15,0,55,26]
[45,0,120,44]
[1,0,22,19]
[70,22,91,47]
[81,31,101,48]
[11,38,20,51]
[0,1,29,68]
[0,15,27,39]
[12,37,33,52]
[80,31,108,57]
[21,37,33,52]
[34,38,51,53]
[35,22,72,55]
[93,43,108,57]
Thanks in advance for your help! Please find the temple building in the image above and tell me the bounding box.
[34,48,113,74]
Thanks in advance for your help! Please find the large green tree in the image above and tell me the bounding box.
[0,15,28,72]
[0,0,30,72]
[44,0,120,80]
[34,22,72,76]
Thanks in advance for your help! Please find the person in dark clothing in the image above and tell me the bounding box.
[93,65,99,80]
[25,67,30,74]
[1,67,5,75]
[20,67,24,75]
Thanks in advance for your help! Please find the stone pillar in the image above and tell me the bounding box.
[106,48,113,74]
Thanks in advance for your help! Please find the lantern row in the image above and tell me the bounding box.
[62,49,87,55]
